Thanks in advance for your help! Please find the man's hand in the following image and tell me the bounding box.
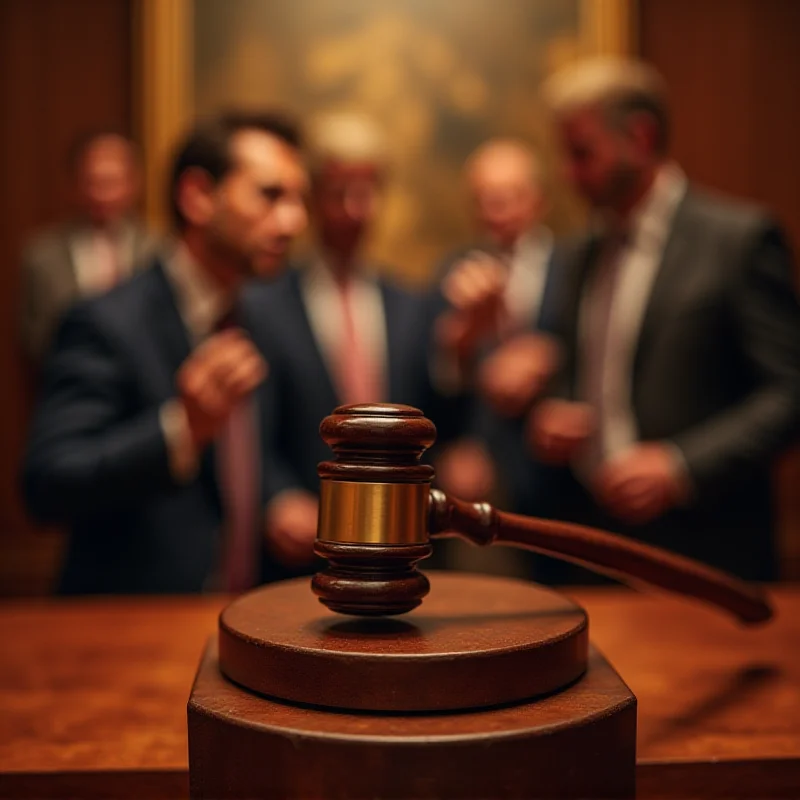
[435,439,496,502]
[436,252,508,357]
[478,333,561,418]
[528,399,595,464]
[264,490,319,567]
[593,443,691,525]
[176,329,267,448]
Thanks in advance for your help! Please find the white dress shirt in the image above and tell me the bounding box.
[577,163,688,471]
[70,222,138,296]
[502,227,554,332]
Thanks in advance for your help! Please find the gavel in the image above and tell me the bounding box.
[312,403,773,624]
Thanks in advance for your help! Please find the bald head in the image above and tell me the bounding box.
[465,139,545,251]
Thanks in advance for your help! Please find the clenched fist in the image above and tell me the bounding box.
[176,328,268,448]
[478,333,561,418]
[528,399,596,464]
[265,489,319,567]
[437,252,508,357]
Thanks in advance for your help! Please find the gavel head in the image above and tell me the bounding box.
[312,403,437,616]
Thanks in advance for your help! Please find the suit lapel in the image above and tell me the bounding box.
[146,261,193,377]
[632,191,696,378]
[61,225,82,297]
[289,268,342,406]
[381,281,405,400]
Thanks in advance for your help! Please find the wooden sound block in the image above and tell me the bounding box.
[189,573,636,798]
[189,637,636,799]
[219,572,589,711]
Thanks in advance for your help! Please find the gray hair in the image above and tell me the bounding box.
[541,57,670,153]
[305,112,388,178]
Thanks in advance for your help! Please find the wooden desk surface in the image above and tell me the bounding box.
[1,584,798,799]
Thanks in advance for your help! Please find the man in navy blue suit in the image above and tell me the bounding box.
[22,111,310,594]
[434,139,563,519]
[252,113,470,551]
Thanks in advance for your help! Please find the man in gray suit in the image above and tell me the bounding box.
[19,131,159,365]
[528,57,800,580]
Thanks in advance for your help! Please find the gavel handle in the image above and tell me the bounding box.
[428,489,773,625]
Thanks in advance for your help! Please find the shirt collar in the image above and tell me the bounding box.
[304,250,375,292]
[627,162,688,249]
[592,162,687,248]
[162,242,234,340]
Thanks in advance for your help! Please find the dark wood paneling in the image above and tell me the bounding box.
[640,0,800,578]
[640,0,800,253]
[0,0,133,594]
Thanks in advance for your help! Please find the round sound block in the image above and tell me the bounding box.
[219,571,588,711]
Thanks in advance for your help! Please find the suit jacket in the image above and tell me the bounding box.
[546,187,800,580]
[22,260,287,594]
[19,218,159,364]
[249,266,465,497]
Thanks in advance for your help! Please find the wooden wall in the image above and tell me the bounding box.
[0,0,133,594]
[639,0,800,576]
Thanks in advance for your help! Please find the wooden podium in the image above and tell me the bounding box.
[188,572,636,799]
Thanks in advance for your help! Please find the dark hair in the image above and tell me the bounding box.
[67,129,138,173]
[169,110,303,230]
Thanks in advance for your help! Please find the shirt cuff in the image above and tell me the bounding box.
[160,399,200,483]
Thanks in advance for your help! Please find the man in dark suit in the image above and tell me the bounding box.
[19,132,160,366]
[22,111,310,593]
[528,58,800,580]
[434,139,562,519]
[253,113,467,550]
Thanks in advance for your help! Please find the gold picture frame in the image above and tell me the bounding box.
[132,0,636,235]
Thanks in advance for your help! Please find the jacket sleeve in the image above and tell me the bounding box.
[671,222,800,497]
[22,303,176,523]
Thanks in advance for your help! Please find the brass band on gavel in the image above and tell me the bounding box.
[317,479,430,544]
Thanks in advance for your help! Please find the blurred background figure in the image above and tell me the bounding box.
[529,57,800,581]
[254,112,469,556]
[22,111,309,593]
[435,139,562,514]
[18,132,159,367]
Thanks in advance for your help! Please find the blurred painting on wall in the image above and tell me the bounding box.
[193,0,592,283]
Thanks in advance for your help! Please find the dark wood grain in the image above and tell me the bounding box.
[312,404,772,624]
[1,588,799,798]
[191,637,635,799]
[219,573,588,711]
[430,491,773,625]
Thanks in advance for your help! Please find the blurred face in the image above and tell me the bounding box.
[311,160,383,258]
[204,129,308,281]
[556,105,641,212]
[75,136,139,226]
[470,171,542,252]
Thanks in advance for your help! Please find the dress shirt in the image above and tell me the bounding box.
[501,227,553,332]
[300,254,388,402]
[577,163,688,468]
[70,221,138,296]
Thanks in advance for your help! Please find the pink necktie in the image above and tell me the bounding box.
[216,314,260,592]
[335,279,383,405]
